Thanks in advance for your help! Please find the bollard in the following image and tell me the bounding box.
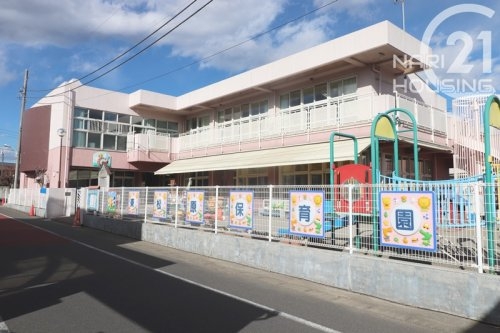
[72,207,82,227]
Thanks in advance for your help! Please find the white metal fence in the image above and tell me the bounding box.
[178,93,448,151]
[77,182,500,274]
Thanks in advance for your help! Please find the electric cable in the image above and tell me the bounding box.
[28,0,201,93]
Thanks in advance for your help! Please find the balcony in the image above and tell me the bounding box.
[126,132,172,163]
[177,93,449,154]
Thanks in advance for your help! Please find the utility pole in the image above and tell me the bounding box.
[14,69,28,189]
[394,0,406,32]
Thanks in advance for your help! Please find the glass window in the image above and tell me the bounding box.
[295,174,308,185]
[88,133,101,149]
[157,120,168,132]
[89,110,102,120]
[303,87,314,104]
[217,111,224,123]
[73,132,86,147]
[74,107,88,118]
[280,94,289,109]
[104,112,117,121]
[233,106,241,120]
[330,81,341,98]
[330,77,357,97]
[224,109,232,121]
[190,118,197,130]
[73,118,86,130]
[295,164,308,172]
[117,136,127,151]
[259,101,268,114]
[118,114,130,123]
[131,116,142,126]
[315,83,327,101]
[343,77,357,94]
[241,104,250,118]
[290,90,301,107]
[167,122,178,132]
[200,116,210,127]
[311,174,323,185]
[123,178,134,187]
[103,134,115,150]
[250,103,260,116]
[144,119,156,127]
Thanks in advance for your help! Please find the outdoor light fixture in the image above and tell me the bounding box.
[57,128,66,188]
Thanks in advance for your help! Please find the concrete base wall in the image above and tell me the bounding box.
[81,214,500,326]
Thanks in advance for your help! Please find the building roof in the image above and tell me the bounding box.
[130,20,431,116]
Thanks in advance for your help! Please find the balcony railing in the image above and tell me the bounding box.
[178,93,449,152]
[126,132,171,162]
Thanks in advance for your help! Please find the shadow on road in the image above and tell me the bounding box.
[0,209,279,332]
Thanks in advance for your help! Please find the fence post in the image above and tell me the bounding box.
[101,188,105,213]
[120,187,125,217]
[474,183,484,273]
[348,184,354,254]
[174,186,179,228]
[144,187,149,223]
[214,185,219,234]
[268,185,273,242]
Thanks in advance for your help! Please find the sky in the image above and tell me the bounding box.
[0,0,499,163]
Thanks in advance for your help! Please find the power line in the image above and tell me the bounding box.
[28,0,202,93]
[81,0,214,88]
[83,0,341,94]
[29,0,340,102]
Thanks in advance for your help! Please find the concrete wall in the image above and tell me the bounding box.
[81,213,500,326]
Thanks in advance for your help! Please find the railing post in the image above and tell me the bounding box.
[120,187,125,217]
[144,187,149,223]
[348,184,354,254]
[268,185,273,242]
[214,185,219,234]
[475,183,484,273]
[101,188,105,213]
[174,186,179,228]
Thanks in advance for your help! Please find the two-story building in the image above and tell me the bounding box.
[20,21,458,189]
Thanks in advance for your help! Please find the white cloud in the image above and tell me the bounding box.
[164,0,336,72]
[0,50,16,87]
[0,0,164,46]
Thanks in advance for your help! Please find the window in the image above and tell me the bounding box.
[88,133,101,149]
[280,163,330,185]
[250,103,260,116]
[330,77,357,98]
[74,107,88,118]
[315,83,327,101]
[187,115,210,131]
[343,77,357,95]
[303,87,314,104]
[118,114,130,123]
[73,132,86,147]
[73,108,177,151]
[103,135,115,150]
[104,112,117,122]
[73,118,86,130]
[89,110,102,120]
[117,136,127,150]
[112,171,135,187]
[280,94,289,109]
[156,120,168,133]
[290,90,301,107]
[242,104,250,117]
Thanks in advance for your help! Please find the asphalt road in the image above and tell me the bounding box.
[0,207,498,333]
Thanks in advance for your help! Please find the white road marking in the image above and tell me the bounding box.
[0,316,10,333]
[1,214,341,333]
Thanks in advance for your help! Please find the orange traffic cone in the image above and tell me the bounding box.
[73,207,81,227]
[29,204,35,216]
